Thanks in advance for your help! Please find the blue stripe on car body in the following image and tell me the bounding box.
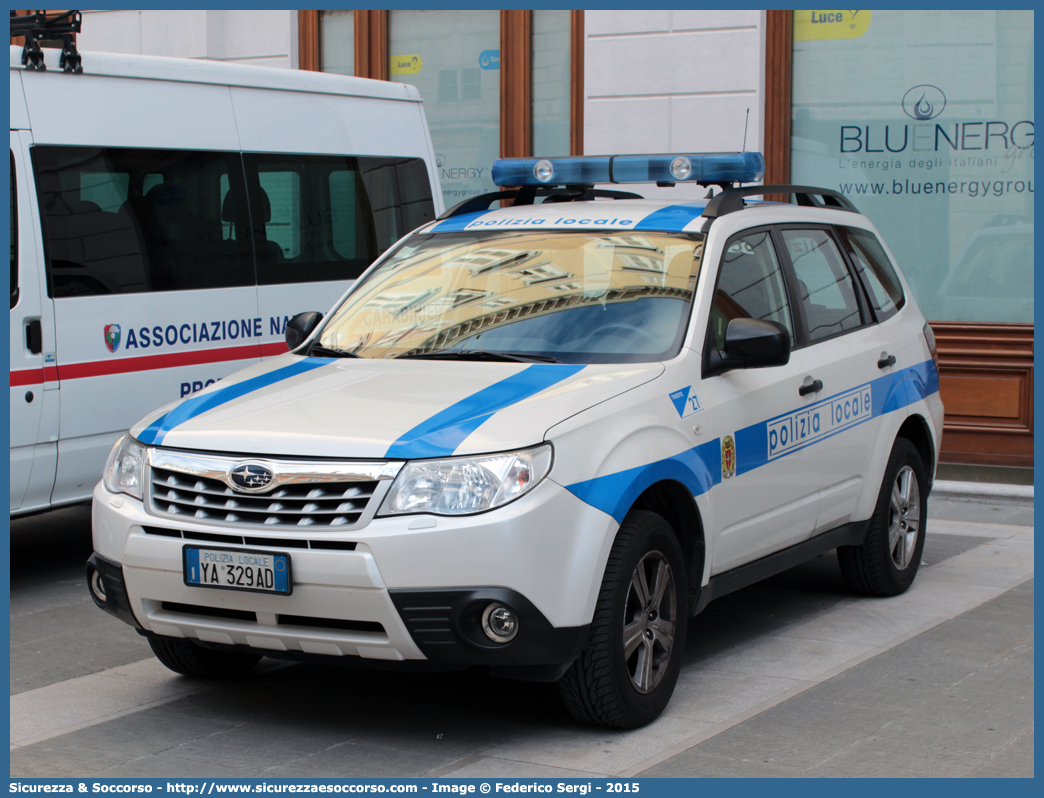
[137,357,331,446]
[385,364,586,460]
[432,211,490,232]
[632,204,707,231]
[566,439,721,524]
[735,359,939,475]
[432,204,709,235]
[566,360,939,520]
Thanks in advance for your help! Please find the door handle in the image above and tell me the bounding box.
[799,378,823,396]
[878,353,896,369]
[26,319,42,355]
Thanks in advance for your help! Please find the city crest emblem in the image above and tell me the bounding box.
[721,435,736,480]
[104,324,121,353]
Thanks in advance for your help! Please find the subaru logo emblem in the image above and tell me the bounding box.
[228,463,275,493]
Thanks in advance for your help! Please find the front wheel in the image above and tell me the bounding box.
[558,510,688,728]
[838,437,928,597]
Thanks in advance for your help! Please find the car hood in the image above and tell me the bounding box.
[131,354,664,460]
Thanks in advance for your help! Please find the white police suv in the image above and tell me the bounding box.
[88,152,943,728]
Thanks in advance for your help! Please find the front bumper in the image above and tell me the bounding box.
[86,552,143,630]
[91,477,611,672]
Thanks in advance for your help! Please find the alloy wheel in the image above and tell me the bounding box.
[622,550,677,694]
[888,464,921,570]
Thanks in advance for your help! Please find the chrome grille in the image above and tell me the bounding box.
[147,449,402,530]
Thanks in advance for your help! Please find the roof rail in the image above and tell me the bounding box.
[10,10,83,73]
[438,185,644,220]
[702,185,858,220]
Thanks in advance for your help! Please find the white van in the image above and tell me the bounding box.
[9,44,443,516]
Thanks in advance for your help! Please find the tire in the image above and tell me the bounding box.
[148,636,262,678]
[558,510,688,728]
[838,437,928,597]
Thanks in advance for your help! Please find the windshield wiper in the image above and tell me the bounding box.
[398,349,560,364]
[308,344,361,359]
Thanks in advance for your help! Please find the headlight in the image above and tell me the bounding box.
[103,435,146,500]
[380,444,553,517]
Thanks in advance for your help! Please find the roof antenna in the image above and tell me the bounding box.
[708,107,751,198]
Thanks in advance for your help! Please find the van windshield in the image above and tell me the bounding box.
[317,230,705,364]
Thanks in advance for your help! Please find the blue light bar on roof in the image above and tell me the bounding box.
[491,152,765,188]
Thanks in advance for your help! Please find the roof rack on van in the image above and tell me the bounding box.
[438,186,644,220]
[10,10,83,73]
[703,185,858,219]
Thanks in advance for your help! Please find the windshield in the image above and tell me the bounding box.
[317,230,705,364]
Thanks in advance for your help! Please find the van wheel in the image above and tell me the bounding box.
[558,510,687,728]
[838,438,927,597]
[148,636,261,678]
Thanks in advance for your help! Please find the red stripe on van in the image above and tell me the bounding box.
[260,342,290,357]
[56,344,263,381]
[12,341,292,385]
[10,368,44,387]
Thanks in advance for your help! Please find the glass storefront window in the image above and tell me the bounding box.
[320,10,354,76]
[532,10,571,157]
[791,10,1034,323]
[389,10,501,207]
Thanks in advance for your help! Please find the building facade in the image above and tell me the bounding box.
[29,8,1036,470]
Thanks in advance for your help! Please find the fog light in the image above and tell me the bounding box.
[88,567,107,606]
[482,603,518,643]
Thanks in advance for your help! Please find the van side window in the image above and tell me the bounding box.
[259,171,302,259]
[837,226,905,321]
[781,228,864,342]
[360,157,436,250]
[10,152,17,309]
[712,230,794,352]
[243,154,435,286]
[34,146,254,296]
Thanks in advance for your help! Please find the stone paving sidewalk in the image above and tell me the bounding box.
[10,497,1034,778]
[641,579,1033,777]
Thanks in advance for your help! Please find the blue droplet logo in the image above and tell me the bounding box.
[902,85,946,121]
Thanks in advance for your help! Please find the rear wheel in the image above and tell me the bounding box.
[558,510,687,728]
[838,438,927,596]
[148,636,261,678]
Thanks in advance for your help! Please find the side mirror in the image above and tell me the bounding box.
[706,318,790,376]
[285,311,323,352]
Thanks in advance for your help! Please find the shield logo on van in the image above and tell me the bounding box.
[104,324,121,353]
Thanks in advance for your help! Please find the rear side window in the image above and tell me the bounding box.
[33,146,253,296]
[242,154,435,286]
[781,228,863,343]
[837,226,905,321]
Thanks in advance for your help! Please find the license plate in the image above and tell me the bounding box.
[183,545,292,596]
